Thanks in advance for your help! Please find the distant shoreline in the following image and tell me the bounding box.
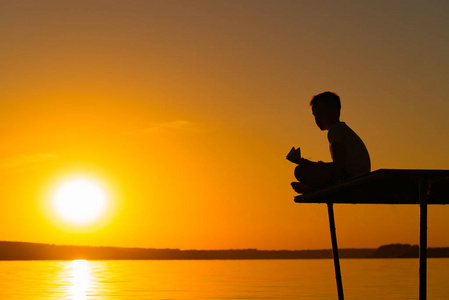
[1,241,449,261]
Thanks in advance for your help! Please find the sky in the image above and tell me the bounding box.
[1,0,449,250]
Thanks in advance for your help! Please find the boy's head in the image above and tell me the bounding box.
[310,91,341,131]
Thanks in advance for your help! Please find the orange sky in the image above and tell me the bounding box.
[1,1,449,250]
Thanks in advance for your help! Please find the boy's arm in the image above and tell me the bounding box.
[329,142,346,172]
[301,142,345,171]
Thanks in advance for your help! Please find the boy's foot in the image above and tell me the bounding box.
[291,182,312,194]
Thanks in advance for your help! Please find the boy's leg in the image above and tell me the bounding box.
[294,164,332,189]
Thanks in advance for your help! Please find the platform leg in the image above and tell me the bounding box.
[419,177,428,300]
[327,203,344,300]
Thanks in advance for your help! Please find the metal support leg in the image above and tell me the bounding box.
[419,177,428,300]
[327,203,344,300]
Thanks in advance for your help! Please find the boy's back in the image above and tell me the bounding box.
[327,121,370,177]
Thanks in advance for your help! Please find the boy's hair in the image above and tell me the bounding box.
[310,91,341,112]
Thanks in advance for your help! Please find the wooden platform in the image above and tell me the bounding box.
[293,169,449,300]
[295,169,449,204]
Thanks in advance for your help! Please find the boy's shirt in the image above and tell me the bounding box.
[327,122,371,177]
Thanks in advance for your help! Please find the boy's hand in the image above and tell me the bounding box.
[286,147,301,164]
[299,158,313,166]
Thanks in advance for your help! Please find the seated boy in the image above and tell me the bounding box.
[288,91,371,194]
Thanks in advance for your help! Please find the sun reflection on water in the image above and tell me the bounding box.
[71,260,90,300]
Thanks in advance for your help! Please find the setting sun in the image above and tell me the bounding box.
[52,179,108,226]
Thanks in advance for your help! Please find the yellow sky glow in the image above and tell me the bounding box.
[1,0,449,250]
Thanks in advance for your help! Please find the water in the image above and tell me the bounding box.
[0,258,448,299]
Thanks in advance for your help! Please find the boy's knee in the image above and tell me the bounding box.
[294,165,305,181]
[294,164,331,188]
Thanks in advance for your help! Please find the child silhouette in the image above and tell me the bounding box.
[288,91,370,194]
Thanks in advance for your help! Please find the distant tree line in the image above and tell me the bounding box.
[1,241,448,260]
[373,243,449,258]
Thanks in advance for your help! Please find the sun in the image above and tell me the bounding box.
[52,178,108,226]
